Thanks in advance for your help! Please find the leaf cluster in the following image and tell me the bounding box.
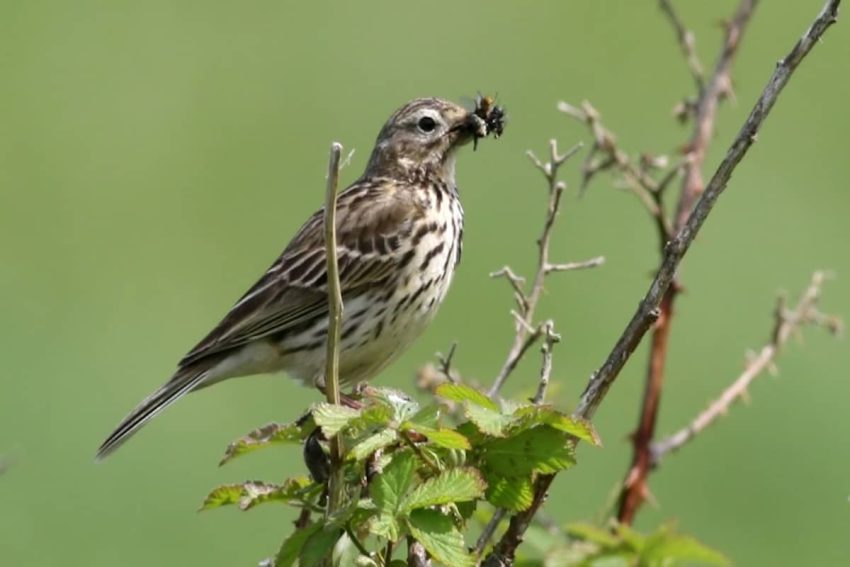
[202,385,598,566]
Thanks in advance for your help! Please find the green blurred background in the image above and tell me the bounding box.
[1,1,848,565]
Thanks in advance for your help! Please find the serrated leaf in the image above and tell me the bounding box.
[481,426,575,475]
[406,509,475,567]
[466,404,516,437]
[400,422,471,450]
[299,525,342,567]
[371,450,416,516]
[401,467,486,512]
[484,474,534,511]
[312,403,362,436]
[512,406,602,446]
[199,483,244,510]
[349,429,398,461]
[219,421,306,466]
[435,383,498,411]
[342,403,395,438]
[271,522,321,567]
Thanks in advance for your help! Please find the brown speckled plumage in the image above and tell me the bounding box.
[97,97,501,459]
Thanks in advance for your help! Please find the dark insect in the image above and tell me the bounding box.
[471,94,507,150]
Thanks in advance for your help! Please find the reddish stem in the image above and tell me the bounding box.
[617,288,675,523]
[615,0,756,525]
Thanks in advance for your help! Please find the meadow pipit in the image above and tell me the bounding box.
[97,97,505,459]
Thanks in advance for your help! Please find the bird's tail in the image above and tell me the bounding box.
[96,366,211,460]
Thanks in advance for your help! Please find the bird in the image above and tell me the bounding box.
[96,97,505,459]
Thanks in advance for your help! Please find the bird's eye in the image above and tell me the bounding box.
[417,116,437,132]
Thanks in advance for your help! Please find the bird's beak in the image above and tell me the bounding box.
[448,110,487,146]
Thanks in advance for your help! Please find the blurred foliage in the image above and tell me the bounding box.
[1,1,848,566]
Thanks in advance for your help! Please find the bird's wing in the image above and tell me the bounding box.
[177,178,424,368]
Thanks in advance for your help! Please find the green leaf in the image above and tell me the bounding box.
[484,474,534,511]
[199,483,244,510]
[406,509,475,567]
[312,403,362,436]
[566,523,621,548]
[455,499,476,520]
[371,450,416,516]
[199,478,313,512]
[401,467,486,512]
[435,383,498,411]
[272,522,321,567]
[219,421,306,466]
[614,523,645,551]
[349,429,398,461]
[512,406,602,446]
[240,477,312,511]
[465,404,516,437]
[299,525,342,567]
[481,426,575,475]
[369,511,401,541]
[400,422,471,450]
[341,403,395,438]
[408,404,441,428]
[366,386,421,422]
[641,527,730,566]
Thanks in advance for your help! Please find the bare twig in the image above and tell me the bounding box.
[485,1,841,563]
[433,342,460,384]
[558,100,674,244]
[475,508,507,558]
[532,321,561,405]
[651,272,842,463]
[672,0,757,231]
[545,256,605,274]
[323,142,345,521]
[660,0,706,93]
[488,141,595,399]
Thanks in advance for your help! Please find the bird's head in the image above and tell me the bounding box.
[365,97,494,180]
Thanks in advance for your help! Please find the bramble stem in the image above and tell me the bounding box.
[323,142,345,521]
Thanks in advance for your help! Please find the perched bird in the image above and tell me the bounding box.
[97,97,504,459]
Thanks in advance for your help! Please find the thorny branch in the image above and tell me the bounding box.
[488,140,603,400]
[618,0,755,525]
[651,272,842,463]
[483,1,841,563]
